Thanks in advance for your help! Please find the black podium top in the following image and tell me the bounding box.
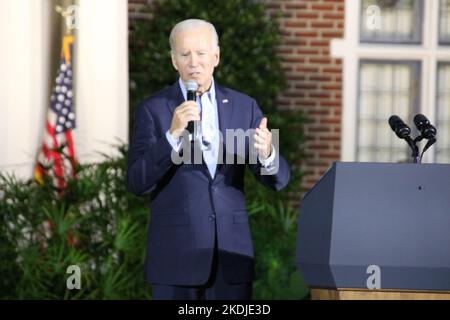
[296,162,450,291]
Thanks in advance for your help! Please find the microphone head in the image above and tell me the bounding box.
[185,79,198,92]
[388,115,411,139]
[388,115,402,131]
[413,114,429,130]
[414,114,436,139]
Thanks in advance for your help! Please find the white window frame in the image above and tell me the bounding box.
[331,0,450,163]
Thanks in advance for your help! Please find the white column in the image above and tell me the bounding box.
[0,0,129,180]
[75,0,129,164]
[0,0,50,179]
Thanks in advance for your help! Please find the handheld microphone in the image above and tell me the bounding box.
[414,114,437,139]
[388,115,411,139]
[185,80,198,134]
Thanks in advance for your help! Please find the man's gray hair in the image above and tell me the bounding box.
[169,19,219,53]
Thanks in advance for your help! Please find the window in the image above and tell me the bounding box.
[332,0,450,163]
[357,61,420,162]
[439,0,450,44]
[436,63,450,162]
[360,0,423,44]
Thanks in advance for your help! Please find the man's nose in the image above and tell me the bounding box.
[189,53,198,67]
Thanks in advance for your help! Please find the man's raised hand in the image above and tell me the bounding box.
[254,117,272,160]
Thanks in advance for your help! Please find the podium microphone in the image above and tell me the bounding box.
[388,115,420,163]
[388,115,411,140]
[185,80,198,134]
[414,114,437,159]
[414,114,437,139]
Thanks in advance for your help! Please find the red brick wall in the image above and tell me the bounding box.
[128,0,345,193]
[264,0,344,193]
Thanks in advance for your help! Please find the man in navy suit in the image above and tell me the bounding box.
[127,19,290,300]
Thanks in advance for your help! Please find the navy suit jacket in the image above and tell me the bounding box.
[127,81,290,286]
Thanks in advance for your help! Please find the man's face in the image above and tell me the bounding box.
[171,26,220,93]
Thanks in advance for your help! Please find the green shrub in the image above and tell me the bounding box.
[0,145,151,299]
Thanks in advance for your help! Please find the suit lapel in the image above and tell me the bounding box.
[215,83,234,178]
[166,82,184,116]
[215,83,233,145]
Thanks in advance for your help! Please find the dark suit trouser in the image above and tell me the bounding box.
[151,226,253,300]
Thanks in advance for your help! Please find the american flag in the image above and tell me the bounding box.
[34,34,77,190]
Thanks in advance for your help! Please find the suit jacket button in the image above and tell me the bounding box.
[209,214,216,221]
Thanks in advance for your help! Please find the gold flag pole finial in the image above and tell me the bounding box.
[55,5,78,35]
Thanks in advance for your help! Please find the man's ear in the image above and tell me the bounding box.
[171,52,179,71]
[214,47,220,67]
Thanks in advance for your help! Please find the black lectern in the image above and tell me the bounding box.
[296,162,450,299]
